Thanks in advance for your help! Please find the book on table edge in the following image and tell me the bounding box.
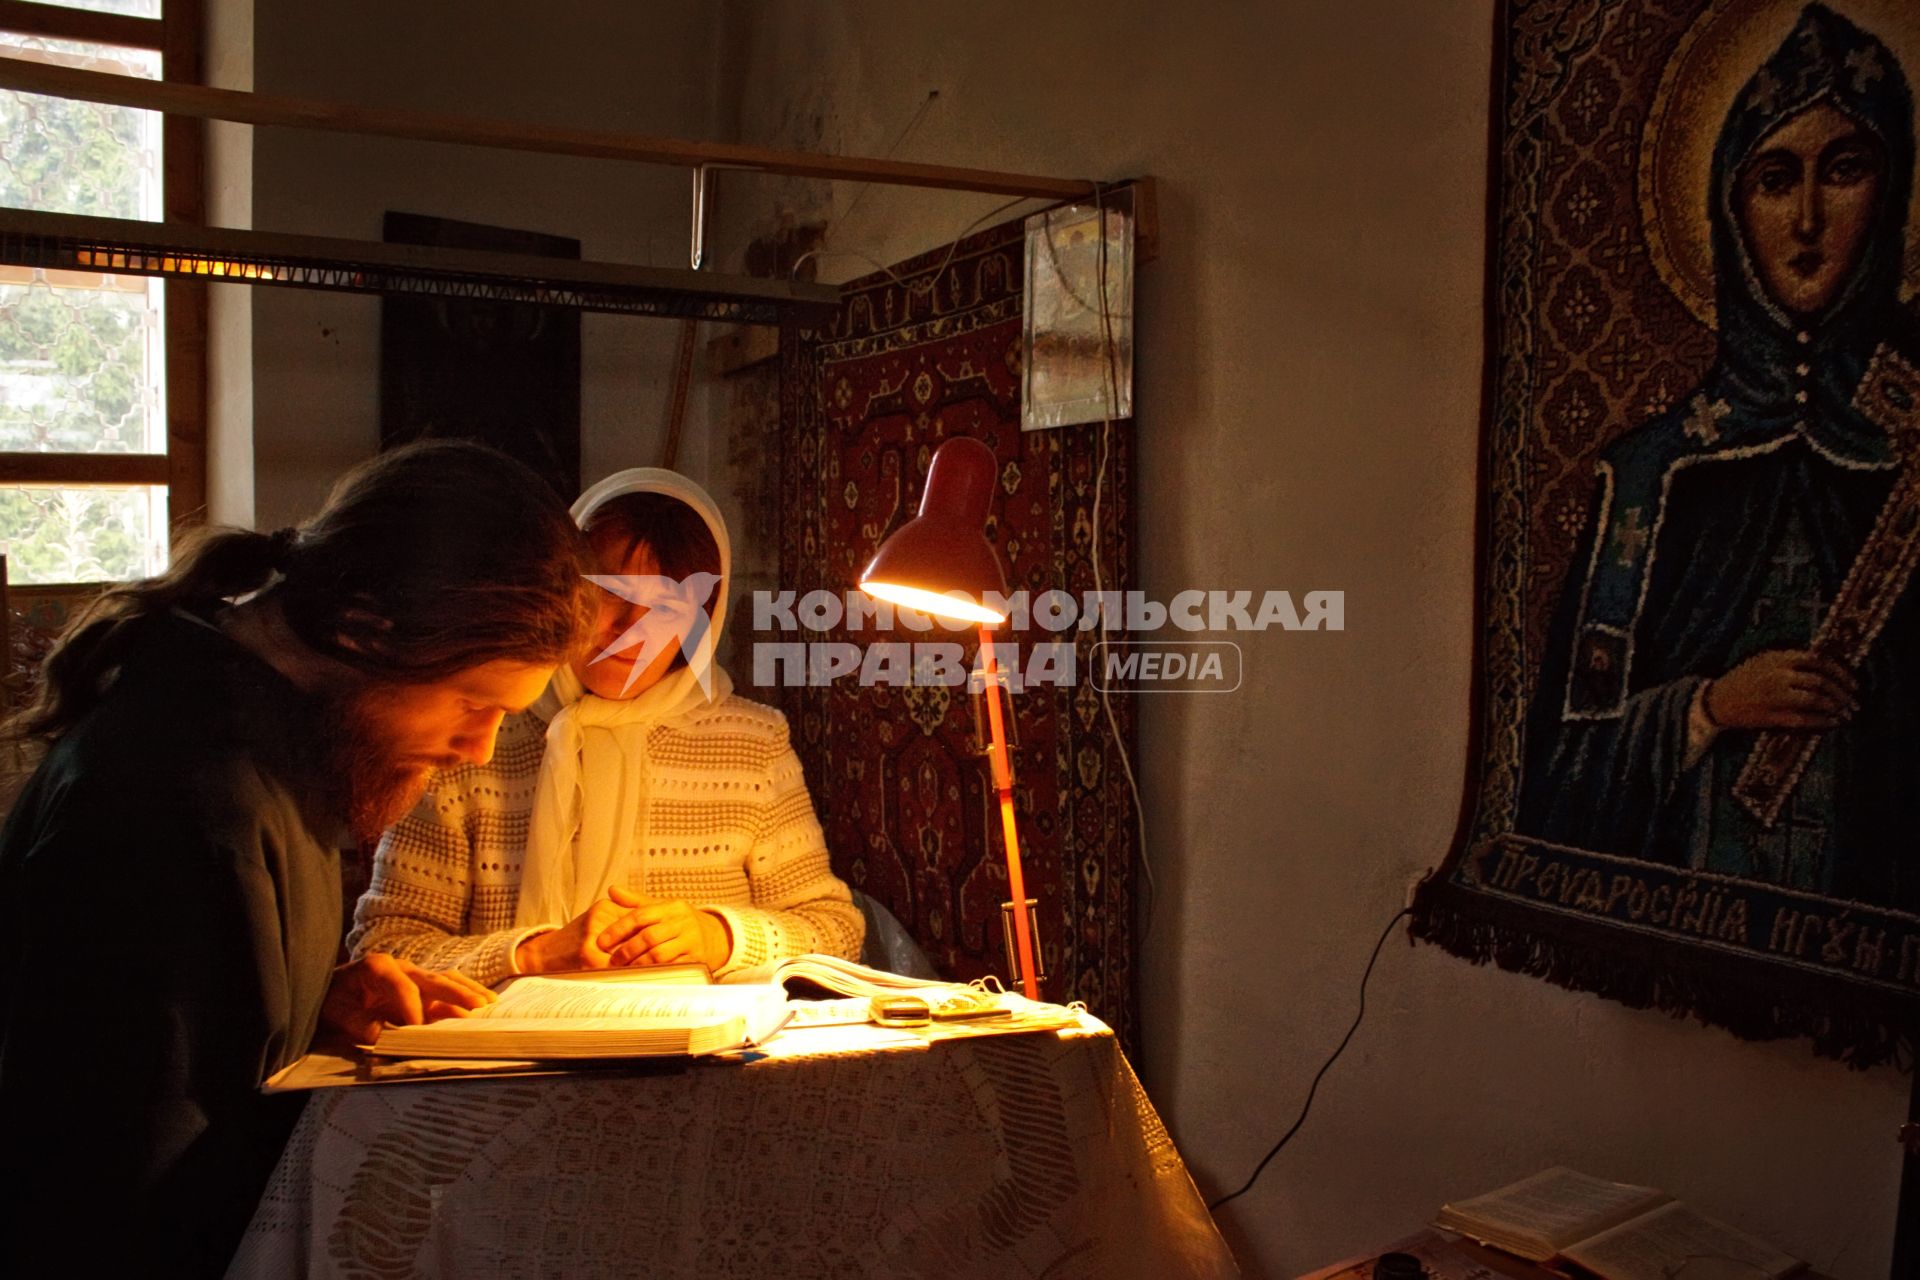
[366,977,791,1060]
[261,955,1012,1088]
[359,954,957,1061]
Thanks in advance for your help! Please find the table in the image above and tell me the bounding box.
[229,1015,1239,1278]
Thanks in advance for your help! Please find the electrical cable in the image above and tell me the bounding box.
[783,84,1046,293]
[1086,180,1155,941]
[1087,187,1399,1212]
[1207,905,1412,1212]
[790,192,1043,293]
[1040,199,1135,320]
[828,89,941,239]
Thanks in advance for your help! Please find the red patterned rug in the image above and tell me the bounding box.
[774,215,1140,1046]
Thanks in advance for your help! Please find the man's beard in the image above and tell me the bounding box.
[318,686,439,843]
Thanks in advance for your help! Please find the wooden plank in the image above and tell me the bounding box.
[0,0,163,49]
[658,319,698,469]
[164,276,208,523]
[0,453,170,486]
[0,58,1096,200]
[161,0,207,529]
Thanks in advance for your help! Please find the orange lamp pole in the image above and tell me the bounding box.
[978,625,1039,1001]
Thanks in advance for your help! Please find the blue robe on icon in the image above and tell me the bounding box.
[1517,4,1920,910]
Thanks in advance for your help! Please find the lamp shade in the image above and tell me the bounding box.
[860,436,1008,625]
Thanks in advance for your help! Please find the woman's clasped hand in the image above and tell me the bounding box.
[513,884,732,974]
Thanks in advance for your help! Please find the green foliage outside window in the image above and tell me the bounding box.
[0,34,166,583]
[0,486,154,582]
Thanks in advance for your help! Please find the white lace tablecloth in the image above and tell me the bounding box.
[228,1017,1239,1279]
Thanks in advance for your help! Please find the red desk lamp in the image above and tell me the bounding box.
[860,436,1042,999]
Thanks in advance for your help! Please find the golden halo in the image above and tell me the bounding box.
[1640,0,1920,329]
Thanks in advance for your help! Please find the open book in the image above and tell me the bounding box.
[1435,1168,1802,1280]
[529,954,952,999]
[369,977,789,1060]
[723,952,958,998]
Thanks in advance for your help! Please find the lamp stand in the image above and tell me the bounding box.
[978,626,1041,1000]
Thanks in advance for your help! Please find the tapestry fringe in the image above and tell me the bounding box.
[1411,881,1916,1072]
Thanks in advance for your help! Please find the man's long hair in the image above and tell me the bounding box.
[11,440,599,742]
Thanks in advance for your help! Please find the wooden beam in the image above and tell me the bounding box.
[0,453,170,486]
[0,58,1098,201]
[0,0,163,50]
[161,0,207,529]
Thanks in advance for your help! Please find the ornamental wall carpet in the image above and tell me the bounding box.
[1414,0,1920,1066]
[775,215,1140,1046]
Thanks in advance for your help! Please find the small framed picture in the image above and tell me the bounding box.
[1022,204,1133,431]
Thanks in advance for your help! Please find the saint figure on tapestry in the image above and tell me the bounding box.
[1518,4,1920,910]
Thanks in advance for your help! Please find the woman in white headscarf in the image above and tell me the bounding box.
[349,468,864,983]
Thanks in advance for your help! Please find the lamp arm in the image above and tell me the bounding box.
[979,625,1040,1000]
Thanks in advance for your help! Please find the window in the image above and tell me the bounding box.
[0,0,204,586]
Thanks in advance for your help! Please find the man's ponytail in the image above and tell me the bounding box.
[9,525,290,741]
[10,441,598,742]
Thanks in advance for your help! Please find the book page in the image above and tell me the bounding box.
[1439,1167,1668,1254]
[725,952,959,998]
[479,979,781,1023]
[1564,1202,1800,1280]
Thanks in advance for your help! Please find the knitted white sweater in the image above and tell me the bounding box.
[348,694,863,986]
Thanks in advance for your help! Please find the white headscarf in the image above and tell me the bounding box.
[513,468,735,927]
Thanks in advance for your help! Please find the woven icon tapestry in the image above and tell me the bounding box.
[1412,0,1920,1065]
[774,216,1139,1046]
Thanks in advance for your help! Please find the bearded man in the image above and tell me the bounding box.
[0,440,598,1275]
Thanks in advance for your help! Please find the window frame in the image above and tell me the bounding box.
[0,0,207,574]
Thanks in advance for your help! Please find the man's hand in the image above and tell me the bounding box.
[599,885,732,971]
[1706,649,1859,731]
[321,953,496,1044]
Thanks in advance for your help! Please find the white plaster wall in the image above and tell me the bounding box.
[710,3,1908,1276]
[203,0,252,527]
[243,1,729,528]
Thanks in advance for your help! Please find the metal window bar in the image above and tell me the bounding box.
[0,207,841,324]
